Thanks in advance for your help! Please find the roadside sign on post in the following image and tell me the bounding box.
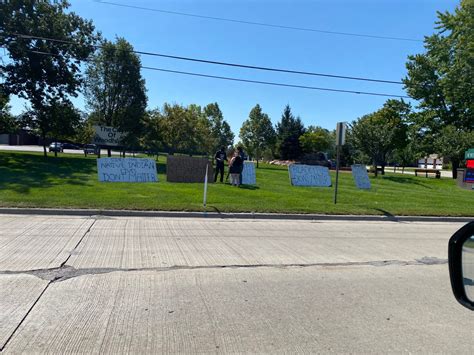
[465,149,474,160]
[334,122,347,204]
[93,125,125,147]
[336,122,346,146]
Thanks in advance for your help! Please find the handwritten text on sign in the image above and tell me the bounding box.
[351,164,371,189]
[93,125,125,146]
[288,164,332,187]
[242,161,256,185]
[97,158,158,182]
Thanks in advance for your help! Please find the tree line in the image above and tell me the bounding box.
[1,0,472,178]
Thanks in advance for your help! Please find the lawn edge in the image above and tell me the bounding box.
[0,207,472,222]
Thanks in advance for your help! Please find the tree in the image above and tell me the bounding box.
[352,99,410,176]
[239,104,276,167]
[435,125,474,173]
[393,125,424,173]
[276,105,305,160]
[0,91,17,134]
[20,100,81,157]
[142,110,163,156]
[75,113,96,148]
[203,103,234,151]
[299,126,333,155]
[1,0,98,156]
[403,0,473,177]
[152,103,212,155]
[84,38,147,156]
[189,104,213,155]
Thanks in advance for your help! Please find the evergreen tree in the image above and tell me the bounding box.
[276,105,305,160]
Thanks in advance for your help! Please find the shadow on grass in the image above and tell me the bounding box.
[239,185,260,190]
[156,162,167,175]
[256,165,288,172]
[0,153,96,194]
[207,205,221,213]
[381,175,433,189]
[373,208,398,220]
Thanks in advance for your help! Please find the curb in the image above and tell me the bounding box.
[0,208,472,223]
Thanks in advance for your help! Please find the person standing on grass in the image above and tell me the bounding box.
[229,150,243,186]
[237,146,245,184]
[214,147,227,183]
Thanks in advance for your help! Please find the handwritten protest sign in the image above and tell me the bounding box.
[351,164,371,189]
[97,158,157,182]
[288,164,332,187]
[242,161,256,185]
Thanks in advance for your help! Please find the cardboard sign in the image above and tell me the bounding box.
[241,161,256,185]
[288,164,332,187]
[167,156,213,183]
[97,158,157,182]
[93,126,125,146]
[351,164,371,189]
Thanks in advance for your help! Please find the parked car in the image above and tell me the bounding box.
[62,143,80,150]
[84,144,99,155]
[48,142,63,153]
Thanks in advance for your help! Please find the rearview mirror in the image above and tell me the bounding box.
[448,221,474,310]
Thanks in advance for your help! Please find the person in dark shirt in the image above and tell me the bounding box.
[237,146,245,184]
[214,147,227,183]
[229,150,243,186]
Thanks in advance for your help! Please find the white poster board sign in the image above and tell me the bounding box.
[241,161,256,185]
[288,164,332,187]
[93,125,125,146]
[97,158,158,182]
[351,164,371,189]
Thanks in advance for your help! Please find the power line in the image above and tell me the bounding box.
[7,33,403,84]
[93,0,422,43]
[27,49,409,99]
[141,66,409,98]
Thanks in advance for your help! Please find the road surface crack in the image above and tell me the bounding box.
[0,257,447,283]
[60,218,97,267]
[0,218,97,353]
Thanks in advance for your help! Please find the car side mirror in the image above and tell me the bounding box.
[448,221,474,310]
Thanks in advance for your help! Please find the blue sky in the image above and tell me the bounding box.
[9,0,459,138]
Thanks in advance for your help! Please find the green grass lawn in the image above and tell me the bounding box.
[0,151,472,216]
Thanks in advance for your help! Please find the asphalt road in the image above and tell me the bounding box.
[1,215,473,354]
[0,144,121,156]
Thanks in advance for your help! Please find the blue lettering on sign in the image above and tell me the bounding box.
[97,158,158,183]
[288,164,332,187]
[351,164,371,189]
[242,162,257,185]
